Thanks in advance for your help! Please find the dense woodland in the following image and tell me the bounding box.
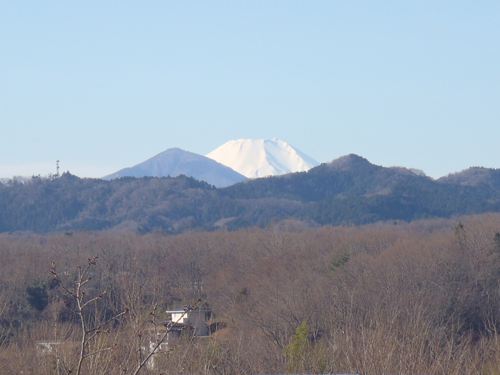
[2,155,500,235]
[2,214,500,374]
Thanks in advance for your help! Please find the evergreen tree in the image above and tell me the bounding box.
[285,320,311,373]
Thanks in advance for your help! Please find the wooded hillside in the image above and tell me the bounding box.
[2,156,500,234]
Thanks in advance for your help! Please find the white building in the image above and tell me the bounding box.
[165,306,210,341]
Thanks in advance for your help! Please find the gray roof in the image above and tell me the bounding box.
[165,306,209,313]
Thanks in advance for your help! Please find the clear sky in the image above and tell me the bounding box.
[1,1,499,179]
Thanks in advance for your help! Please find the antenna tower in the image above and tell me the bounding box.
[55,160,60,178]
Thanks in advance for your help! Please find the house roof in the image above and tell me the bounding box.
[165,306,210,313]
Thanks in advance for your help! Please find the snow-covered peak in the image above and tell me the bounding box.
[206,138,319,178]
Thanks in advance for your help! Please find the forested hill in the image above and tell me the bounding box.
[222,154,500,226]
[2,155,500,233]
[0,173,221,233]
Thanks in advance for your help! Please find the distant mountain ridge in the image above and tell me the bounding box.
[2,154,500,234]
[103,138,318,187]
[103,148,246,188]
[206,138,319,178]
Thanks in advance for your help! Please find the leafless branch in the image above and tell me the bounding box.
[52,256,128,375]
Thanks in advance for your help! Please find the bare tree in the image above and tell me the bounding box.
[52,255,202,375]
[52,256,128,375]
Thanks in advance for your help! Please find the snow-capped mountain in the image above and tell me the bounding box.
[206,138,319,178]
[103,148,246,187]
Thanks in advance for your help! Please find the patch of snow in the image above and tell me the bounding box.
[206,138,319,178]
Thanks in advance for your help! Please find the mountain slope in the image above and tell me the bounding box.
[206,138,319,178]
[103,148,246,187]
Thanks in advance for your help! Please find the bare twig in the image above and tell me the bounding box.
[52,256,128,375]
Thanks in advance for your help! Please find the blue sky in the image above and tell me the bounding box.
[1,1,499,179]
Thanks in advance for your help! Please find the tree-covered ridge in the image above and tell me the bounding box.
[438,166,500,189]
[2,155,500,233]
[223,154,500,227]
[0,173,219,233]
[222,154,435,201]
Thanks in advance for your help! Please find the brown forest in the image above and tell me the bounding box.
[3,214,500,374]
